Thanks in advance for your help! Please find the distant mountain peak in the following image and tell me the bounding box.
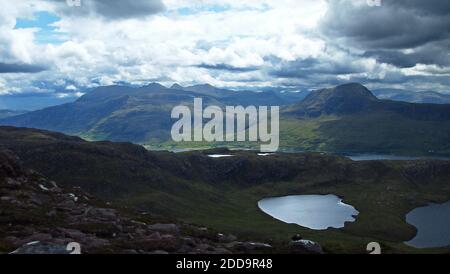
[188,83,217,90]
[182,83,227,96]
[337,82,368,89]
[195,83,215,87]
[332,83,377,99]
[143,82,167,89]
[170,83,184,90]
[288,83,379,117]
[372,88,450,104]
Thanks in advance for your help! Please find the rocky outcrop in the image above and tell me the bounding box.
[0,149,276,254]
[289,240,323,254]
[401,160,450,184]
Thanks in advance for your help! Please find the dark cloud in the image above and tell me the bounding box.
[0,62,47,73]
[50,0,165,19]
[266,49,450,92]
[319,0,450,74]
[363,40,450,68]
[390,0,450,16]
[274,69,450,93]
[321,0,450,50]
[363,50,417,68]
[197,63,260,72]
[270,57,363,79]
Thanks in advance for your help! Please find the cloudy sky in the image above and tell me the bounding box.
[0,0,449,110]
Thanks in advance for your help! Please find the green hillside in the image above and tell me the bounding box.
[2,83,450,156]
[1,126,450,253]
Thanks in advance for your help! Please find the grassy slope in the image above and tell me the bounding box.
[316,113,450,156]
[2,127,450,254]
[123,170,450,254]
[119,151,450,254]
[137,112,450,157]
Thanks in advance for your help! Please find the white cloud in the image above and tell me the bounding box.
[65,84,77,90]
[56,91,84,98]
[0,0,448,98]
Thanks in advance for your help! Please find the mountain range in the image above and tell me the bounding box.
[373,89,450,104]
[281,83,450,155]
[2,83,450,156]
[0,84,303,144]
[0,110,27,119]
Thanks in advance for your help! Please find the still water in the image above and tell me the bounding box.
[345,154,450,161]
[405,200,450,248]
[258,195,359,230]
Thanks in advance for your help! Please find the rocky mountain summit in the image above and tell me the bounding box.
[0,148,320,254]
[286,83,450,120]
[287,83,379,117]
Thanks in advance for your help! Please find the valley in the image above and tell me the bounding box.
[3,83,450,156]
[1,126,450,253]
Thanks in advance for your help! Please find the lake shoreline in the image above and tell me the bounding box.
[404,200,450,249]
[258,194,359,231]
[145,146,450,161]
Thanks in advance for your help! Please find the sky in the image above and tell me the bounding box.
[0,0,449,110]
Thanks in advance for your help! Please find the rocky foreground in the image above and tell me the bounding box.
[0,149,321,254]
